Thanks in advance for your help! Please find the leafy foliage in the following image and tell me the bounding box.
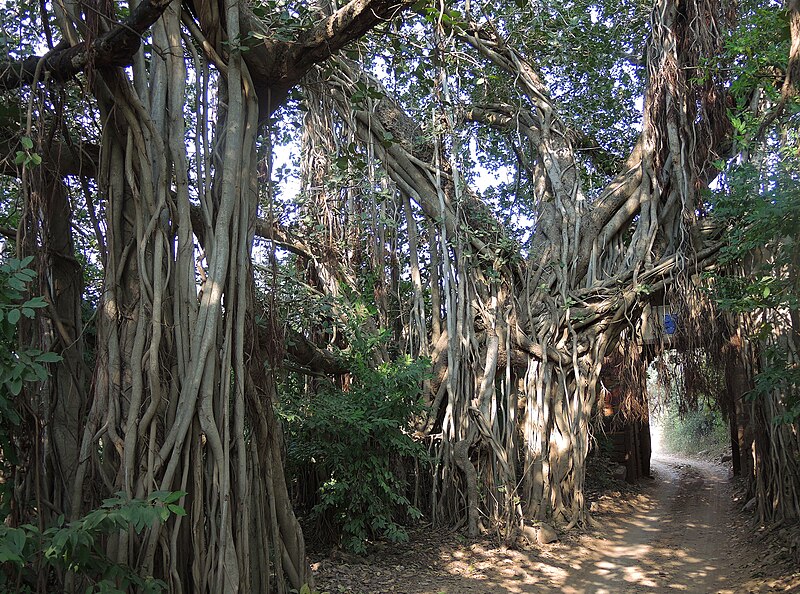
[711,157,800,422]
[658,401,729,457]
[707,0,799,424]
[724,1,792,111]
[0,257,55,395]
[0,490,187,593]
[0,256,58,512]
[281,331,430,554]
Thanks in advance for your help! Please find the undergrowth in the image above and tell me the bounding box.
[657,402,729,457]
[279,327,430,554]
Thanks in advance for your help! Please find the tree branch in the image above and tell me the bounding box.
[291,0,409,73]
[241,0,414,115]
[280,327,349,375]
[464,105,624,177]
[0,134,99,178]
[3,0,413,121]
[0,0,173,90]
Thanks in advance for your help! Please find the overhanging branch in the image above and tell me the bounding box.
[0,0,173,90]
[240,0,415,115]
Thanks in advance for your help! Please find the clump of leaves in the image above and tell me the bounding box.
[0,256,56,395]
[281,329,429,554]
[0,490,187,593]
[0,257,61,516]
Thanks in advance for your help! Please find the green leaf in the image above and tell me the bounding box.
[7,377,22,396]
[20,136,33,150]
[763,286,770,298]
[36,352,62,363]
[7,278,25,291]
[0,546,24,564]
[7,309,20,325]
[22,297,46,308]
[30,363,48,382]
[167,504,186,516]
[162,490,186,504]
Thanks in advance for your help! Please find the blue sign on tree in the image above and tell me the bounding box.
[664,313,677,335]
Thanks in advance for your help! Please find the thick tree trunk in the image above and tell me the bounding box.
[60,2,314,588]
[284,0,733,535]
[39,174,85,516]
[726,335,755,488]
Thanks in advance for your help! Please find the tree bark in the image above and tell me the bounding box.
[726,335,755,488]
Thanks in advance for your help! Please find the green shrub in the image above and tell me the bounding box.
[281,352,429,554]
[0,490,187,593]
[659,402,729,456]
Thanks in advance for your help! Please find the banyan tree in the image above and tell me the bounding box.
[0,0,797,590]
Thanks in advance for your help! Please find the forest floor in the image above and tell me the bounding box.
[311,453,800,593]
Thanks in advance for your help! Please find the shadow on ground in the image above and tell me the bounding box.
[312,455,799,593]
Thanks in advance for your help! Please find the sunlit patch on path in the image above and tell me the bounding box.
[313,454,797,593]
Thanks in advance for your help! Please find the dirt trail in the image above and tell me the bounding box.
[312,454,797,593]
[548,454,747,594]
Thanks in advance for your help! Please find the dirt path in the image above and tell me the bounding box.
[547,454,748,593]
[312,454,798,593]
